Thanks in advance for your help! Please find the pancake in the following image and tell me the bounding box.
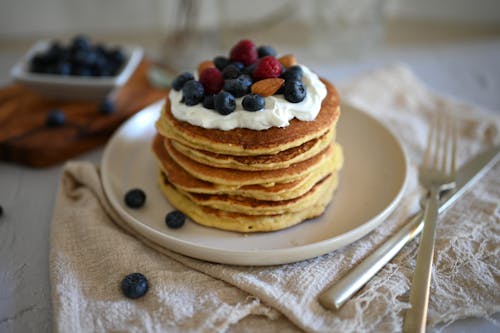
[170,128,335,171]
[155,78,340,156]
[152,134,344,201]
[157,174,339,232]
[163,138,336,186]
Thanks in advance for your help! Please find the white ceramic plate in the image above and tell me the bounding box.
[10,40,143,100]
[101,100,408,265]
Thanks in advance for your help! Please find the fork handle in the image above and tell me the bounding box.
[403,187,440,333]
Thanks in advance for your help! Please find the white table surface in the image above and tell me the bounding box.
[0,34,499,332]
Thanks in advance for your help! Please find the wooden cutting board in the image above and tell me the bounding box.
[0,59,168,167]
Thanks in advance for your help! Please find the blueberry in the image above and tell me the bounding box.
[281,65,303,82]
[124,189,146,208]
[214,91,236,115]
[242,94,265,111]
[165,210,186,229]
[202,95,215,109]
[284,80,307,103]
[222,64,240,79]
[230,62,245,70]
[172,72,195,91]
[46,109,65,127]
[70,35,91,53]
[121,273,148,299]
[213,56,230,71]
[55,61,72,76]
[257,45,277,58]
[99,99,115,115]
[182,80,205,106]
[223,75,252,98]
[241,63,256,76]
[0,205,3,217]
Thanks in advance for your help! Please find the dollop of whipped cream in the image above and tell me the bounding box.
[169,65,327,131]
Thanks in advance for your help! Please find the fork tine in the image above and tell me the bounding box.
[424,116,437,167]
[441,115,451,173]
[451,118,458,175]
[433,114,444,170]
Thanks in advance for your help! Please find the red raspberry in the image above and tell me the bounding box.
[199,67,223,94]
[229,39,258,66]
[252,56,282,81]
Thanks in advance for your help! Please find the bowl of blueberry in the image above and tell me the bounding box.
[10,35,143,100]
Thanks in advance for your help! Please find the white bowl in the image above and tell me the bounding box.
[10,40,143,100]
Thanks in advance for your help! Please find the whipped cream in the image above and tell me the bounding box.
[169,65,327,131]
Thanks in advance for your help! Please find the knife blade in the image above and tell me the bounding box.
[319,144,500,311]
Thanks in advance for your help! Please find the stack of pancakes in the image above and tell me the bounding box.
[153,79,343,232]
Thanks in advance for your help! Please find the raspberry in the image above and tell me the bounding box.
[199,67,223,94]
[252,56,282,81]
[229,39,257,66]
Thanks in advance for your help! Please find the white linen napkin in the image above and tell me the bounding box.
[50,64,500,332]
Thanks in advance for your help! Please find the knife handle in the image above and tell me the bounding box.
[319,213,424,310]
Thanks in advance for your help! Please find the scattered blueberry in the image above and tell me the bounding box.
[214,91,236,115]
[99,99,115,115]
[223,75,252,98]
[213,56,230,71]
[121,273,149,299]
[172,72,195,91]
[202,95,215,109]
[284,80,307,103]
[257,45,277,58]
[242,94,265,111]
[165,210,186,229]
[124,189,146,208]
[46,109,65,127]
[182,80,205,106]
[281,65,303,82]
[222,64,240,79]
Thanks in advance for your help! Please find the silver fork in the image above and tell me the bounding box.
[403,114,458,333]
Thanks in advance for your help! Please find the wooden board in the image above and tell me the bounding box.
[0,59,168,167]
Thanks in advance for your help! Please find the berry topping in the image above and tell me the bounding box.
[99,99,115,115]
[199,67,223,94]
[172,72,195,91]
[284,80,307,103]
[121,273,149,299]
[182,80,205,106]
[223,75,252,98]
[253,56,282,81]
[124,188,146,208]
[46,109,65,127]
[213,56,230,71]
[281,65,303,82]
[229,39,258,66]
[257,45,277,58]
[214,91,236,115]
[197,60,215,76]
[202,95,215,109]
[231,62,245,70]
[165,210,186,229]
[222,64,240,79]
[242,94,265,111]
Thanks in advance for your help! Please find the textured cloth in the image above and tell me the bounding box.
[50,65,500,333]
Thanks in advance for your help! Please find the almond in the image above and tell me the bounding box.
[197,60,215,76]
[278,54,297,69]
[251,78,284,97]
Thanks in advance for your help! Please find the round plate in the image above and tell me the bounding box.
[101,100,408,265]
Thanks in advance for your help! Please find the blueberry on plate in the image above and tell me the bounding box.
[121,272,149,299]
[182,80,205,106]
[124,189,146,208]
[284,80,307,103]
[214,91,236,115]
[165,210,186,229]
[171,72,195,91]
[46,109,65,127]
[242,94,265,111]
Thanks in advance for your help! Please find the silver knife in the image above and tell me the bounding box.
[319,144,500,310]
